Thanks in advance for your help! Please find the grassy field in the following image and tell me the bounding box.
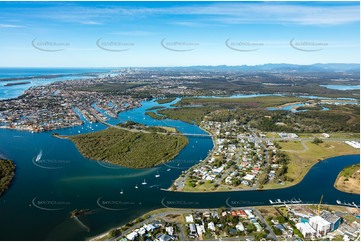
[277,141,305,151]
[158,107,216,125]
[69,127,188,168]
[176,96,307,108]
[297,132,360,139]
[156,97,177,104]
[334,164,360,194]
[264,141,359,189]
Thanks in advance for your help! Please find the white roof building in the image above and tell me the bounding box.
[196,224,206,236]
[236,222,245,231]
[242,174,255,181]
[244,209,255,219]
[296,223,316,238]
[165,226,174,236]
[126,231,138,241]
[309,216,331,236]
[207,222,216,231]
[185,214,194,223]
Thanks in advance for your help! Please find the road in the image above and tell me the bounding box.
[252,208,278,241]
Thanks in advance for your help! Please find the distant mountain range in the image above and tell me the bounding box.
[149,63,360,72]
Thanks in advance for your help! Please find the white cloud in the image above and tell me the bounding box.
[2,2,359,26]
[111,31,155,36]
[0,23,23,28]
[80,21,102,25]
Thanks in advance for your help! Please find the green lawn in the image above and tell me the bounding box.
[264,141,359,189]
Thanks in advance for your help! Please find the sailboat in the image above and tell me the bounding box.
[142,179,147,185]
[155,172,160,178]
[36,150,43,162]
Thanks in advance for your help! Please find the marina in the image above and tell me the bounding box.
[336,200,359,208]
[269,198,302,205]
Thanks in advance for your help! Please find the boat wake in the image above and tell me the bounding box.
[73,216,90,232]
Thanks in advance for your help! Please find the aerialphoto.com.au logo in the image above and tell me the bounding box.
[31,38,69,52]
[96,197,137,211]
[161,38,199,52]
[31,197,70,211]
[32,150,70,169]
[161,197,200,208]
[290,38,328,52]
[225,38,264,52]
[96,38,135,52]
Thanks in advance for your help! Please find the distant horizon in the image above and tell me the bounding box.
[0,63,360,69]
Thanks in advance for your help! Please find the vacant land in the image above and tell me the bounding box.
[176,96,307,109]
[158,107,216,125]
[69,127,188,168]
[156,98,177,104]
[264,141,359,189]
[334,164,360,194]
[0,159,15,196]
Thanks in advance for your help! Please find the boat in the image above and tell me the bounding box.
[166,169,171,171]
[155,172,160,178]
[142,179,147,185]
[36,150,43,162]
[336,200,341,204]
[120,190,123,195]
[135,185,138,189]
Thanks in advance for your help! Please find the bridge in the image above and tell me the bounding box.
[182,133,211,138]
[97,119,212,138]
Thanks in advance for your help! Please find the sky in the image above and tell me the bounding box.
[0,1,359,67]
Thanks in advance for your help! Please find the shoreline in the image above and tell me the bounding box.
[88,203,360,241]
[167,149,359,193]
[167,123,216,191]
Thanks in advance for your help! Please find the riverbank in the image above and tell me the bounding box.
[0,159,15,197]
[90,203,360,241]
[263,140,360,190]
[334,164,360,194]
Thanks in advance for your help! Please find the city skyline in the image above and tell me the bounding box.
[0,1,360,67]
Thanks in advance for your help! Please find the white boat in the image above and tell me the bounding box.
[155,172,160,178]
[336,200,341,204]
[142,179,147,185]
[135,185,138,189]
[36,150,43,162]
[120,190,123,195]
[167,169,171,172]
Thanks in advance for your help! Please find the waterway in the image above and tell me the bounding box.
[320,84,360,91]
[0,68,113,100]
[0,71,359,240]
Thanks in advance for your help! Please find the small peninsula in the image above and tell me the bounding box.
[334,164,360,194]
[68,122,188,168]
